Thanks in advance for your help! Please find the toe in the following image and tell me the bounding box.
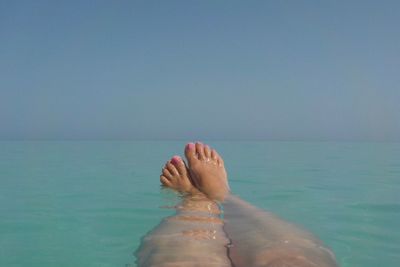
[211,149,217,160]
[166,161,179,176]
[211,149,219,164]
[184,142,198,167]
[195,142,205,160]
[204,145,211,160]
[211,149,224,165]
[162,167,172,178]
[171,155,187,176]
[217,155,224,166]
[160,175,171,186]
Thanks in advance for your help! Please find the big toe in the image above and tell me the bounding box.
[184,142,198,167]
[171,155,187,176]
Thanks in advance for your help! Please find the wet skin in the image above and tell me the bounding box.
[141,142,338,267]
[136,152,231,267]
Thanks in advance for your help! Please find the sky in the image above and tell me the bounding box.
[0,1,399,141]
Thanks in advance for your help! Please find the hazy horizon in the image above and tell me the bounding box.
[1,1,399,141]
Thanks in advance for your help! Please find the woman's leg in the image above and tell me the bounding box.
[184,142,338,267]
[223,195,338,267]
[135,156,232,267]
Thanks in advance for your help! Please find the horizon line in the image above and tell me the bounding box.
[0,138,399,143]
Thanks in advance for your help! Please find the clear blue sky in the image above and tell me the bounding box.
[1,1,399,141]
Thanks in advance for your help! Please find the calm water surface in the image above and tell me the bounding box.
[0,141,399,267]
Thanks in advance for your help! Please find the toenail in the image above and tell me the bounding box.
[186,143,195,150]
[171,155,181,165]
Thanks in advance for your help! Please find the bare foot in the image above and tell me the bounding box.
[160,155,199,194]
[184,142,230,201]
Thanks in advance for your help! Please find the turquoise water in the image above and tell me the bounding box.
[0,141,399,266]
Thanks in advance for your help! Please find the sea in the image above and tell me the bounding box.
[0,141,399,267]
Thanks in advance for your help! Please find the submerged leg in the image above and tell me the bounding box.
[184,142,338,267]
[223,195,338,267]
[135,156,232,267]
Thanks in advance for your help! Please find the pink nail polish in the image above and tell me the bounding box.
[186,143,195,150]
[171,155,181,164]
